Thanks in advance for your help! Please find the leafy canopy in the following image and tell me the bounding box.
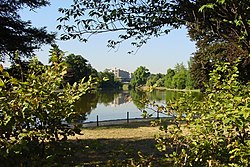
[0,0,55,61]
[130,66,150,88]
[191,42,250,90]
[58,0,250,53]
[65,53,96,85]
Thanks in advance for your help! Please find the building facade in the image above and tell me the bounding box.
[108,68,132,83]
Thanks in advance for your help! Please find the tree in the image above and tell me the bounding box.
[58,0,183,51]
[171,63,187,89]
[0,0,55,61]
[185,69,193,89]
[48,45,98,85]
[164,63,194,90]
[164,68,175,88]
[7,59,44,81]
[186,0,250,54]
[98,70,122,90]
[187,1,250,89]
[172,73,186,89]
[49,44,65,64]
[146,73,164,87]
[130,66,150,88]
[56,0,250,166]
[191,41,250,90]
[65,54,96,85]
[58,0,250,89]
[174,63,186,74]
[58,0,249,53]
[155,77,165,87]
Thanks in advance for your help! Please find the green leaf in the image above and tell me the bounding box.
[0,64,3,73]
[243,111,250,119]
[199,4,215,12]
[216,0,225,4]
[0,78,4,87]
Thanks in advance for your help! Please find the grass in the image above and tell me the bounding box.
[1,120,178,166]
[61,120,168,166]
[72,121,162,139]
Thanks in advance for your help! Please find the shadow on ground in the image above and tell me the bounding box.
[47,138,167,166]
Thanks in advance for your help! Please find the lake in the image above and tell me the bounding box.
[75,90,202,122]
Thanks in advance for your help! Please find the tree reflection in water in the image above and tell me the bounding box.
[74,90,202,122]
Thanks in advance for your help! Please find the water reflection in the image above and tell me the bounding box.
[75,90,202,122]
[110,91,130,106]
[148,90,202,102]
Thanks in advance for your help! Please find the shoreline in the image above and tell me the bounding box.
[139,86,200,92]
[81,117,173,127]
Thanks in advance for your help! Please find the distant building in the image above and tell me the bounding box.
[108,68,131,83]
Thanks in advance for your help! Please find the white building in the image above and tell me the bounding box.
[109,68,131,82]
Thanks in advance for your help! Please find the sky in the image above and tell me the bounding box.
[17,0,196,74]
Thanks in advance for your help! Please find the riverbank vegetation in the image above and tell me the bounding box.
[145,63,194,90]
[129,62,196,91]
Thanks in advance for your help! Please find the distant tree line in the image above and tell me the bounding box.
[59,0,250,92]
[130,63,194,90]
[7,44,122,90]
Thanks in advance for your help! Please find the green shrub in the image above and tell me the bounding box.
[157,60,250,166]
[0,56,96,166]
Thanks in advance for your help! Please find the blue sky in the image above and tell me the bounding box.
[18,0,196,74]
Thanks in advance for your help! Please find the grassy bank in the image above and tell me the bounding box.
[71,121,162,140]
[60,121,168,166]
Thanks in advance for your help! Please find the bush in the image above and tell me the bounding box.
[0,57,96,165]
[156,60,250,166]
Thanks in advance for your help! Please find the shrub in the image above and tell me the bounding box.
[156,60,250,166]
[0,57,96,166]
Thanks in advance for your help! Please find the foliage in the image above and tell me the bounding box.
[146,73,165,87]
[164,68,175,88]
[6,52,45,82]
[0,54,96,165]
[164,63,194,90]
[49,44,65,64]
[188,0,250,90]
[58,0,249,53]
[48,44,98,85]
[0,0,55,61]
[172,71,186,89]
[98,70,122,90]
[187,0,250,55]
[156,60,250,166]
[185,70,193,90]
[133,63,194,90]
[65,54,97,85]
[130,66,150,88]
[191,42,250,90]
[7,60,39,81]
[58,0,183,52]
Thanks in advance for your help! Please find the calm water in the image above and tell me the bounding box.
[75,90,202,122]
